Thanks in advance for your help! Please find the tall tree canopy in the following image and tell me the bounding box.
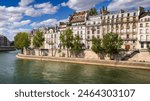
[88,8,98,16]
[102,32,123,56]
[71,35,83,57]
[91,37,105,59]
[33,31,44,48]
[14,32,30,53]
[60,28,74,57]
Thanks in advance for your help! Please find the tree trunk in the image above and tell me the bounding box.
[21,49,23,54]
[52,45,53,57]
[67,48,69,57]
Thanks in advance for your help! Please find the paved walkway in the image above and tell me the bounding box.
[16,54,150,70]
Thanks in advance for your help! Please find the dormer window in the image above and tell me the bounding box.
[134,12,136,16]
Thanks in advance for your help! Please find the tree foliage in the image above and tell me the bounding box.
[60,28,74,57]
[88,8,98,16]
[14,32,30,51]
[102,33,123,55]
[71,35,83,57]
[33,31,44,48]
[91,37,105,59]
[148,47,150,53]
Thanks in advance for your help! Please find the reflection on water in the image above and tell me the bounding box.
[0,51,150,84]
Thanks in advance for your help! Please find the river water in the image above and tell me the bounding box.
[0,51,150,84]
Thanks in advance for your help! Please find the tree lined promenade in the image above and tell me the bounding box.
[14,28,125,61]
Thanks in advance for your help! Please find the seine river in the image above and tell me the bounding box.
[1,51,150,84]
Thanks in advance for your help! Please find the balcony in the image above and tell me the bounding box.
[140,39,150,42]
[122,37,137,41]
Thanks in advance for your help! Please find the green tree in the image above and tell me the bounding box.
[60,28,74,57]
[14,32,30,53]
[102,33,123,60]
[148,47,150,53]
[71,35,83,57]
[33,31,44,48]
[88,8,98,16]
[91,37,105,59]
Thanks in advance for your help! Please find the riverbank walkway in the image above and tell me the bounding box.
[16,54,150,70]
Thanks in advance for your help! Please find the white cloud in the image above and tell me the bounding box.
[62,0,103,11]
[25,2,59,17]
[19,0,35,7]
[108,0,150,11]
[0,1,60,40]
[30,19,58,28]
[12,20,31,28]
[30,18,69,29]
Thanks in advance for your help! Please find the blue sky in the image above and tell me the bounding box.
[0,0,149,40]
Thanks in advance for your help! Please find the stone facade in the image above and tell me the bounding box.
[29,7,150,61]
[138,12,150,50]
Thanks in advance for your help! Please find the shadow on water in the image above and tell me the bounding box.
[1,51,150,84]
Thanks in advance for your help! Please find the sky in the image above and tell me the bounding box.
[0,0,150,41]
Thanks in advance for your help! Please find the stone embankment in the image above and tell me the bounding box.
[0,46,16,51]
[16,54,150,70]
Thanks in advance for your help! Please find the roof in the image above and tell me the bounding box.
[69,11,87,23]
[140,12,150,18]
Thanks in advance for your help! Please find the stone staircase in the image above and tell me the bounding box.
[121,49,140,60]
[84,50,99,60]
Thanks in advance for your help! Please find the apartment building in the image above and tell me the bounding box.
[69,11,88,47]
[100,7,142,50]
[86,15,101,49]
[138,12,150,50]
[33,7,150,52]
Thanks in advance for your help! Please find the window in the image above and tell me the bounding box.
[146,29,149,34]
[146,23,149,27]
[97,30,100,34]
[81,31,82,34]
[141,43,144,48]
[133,12,136,16]
[140,29,143,34]
[127,18,129,22]
[140,35,143,41]
[97,35,100,39]
[87,27,89,30]
[87,36,90,39]
[97,26,100,29]
[146,35,149,41]
[127,34,129,38]
[127,13,130,17]
[140,23,143,27]
[147,43,149,48]
[87,31,90,34]
[141,19,143,22]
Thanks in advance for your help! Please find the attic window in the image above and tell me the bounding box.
[134,13,136,16]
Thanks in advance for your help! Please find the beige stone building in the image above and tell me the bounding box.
[99,7,143,51]
[138,12,150,50]
[86,15,101,49]
[69,11,88,47]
